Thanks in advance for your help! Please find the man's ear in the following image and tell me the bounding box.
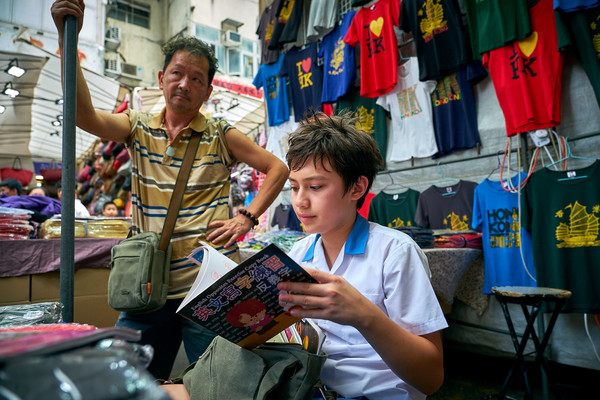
[158,70,164,89]
[350,176,369,201]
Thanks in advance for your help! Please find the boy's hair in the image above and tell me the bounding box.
[286,111,384,208]
[161,35,219,83]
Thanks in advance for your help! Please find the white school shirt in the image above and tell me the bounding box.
[288,215,448,400]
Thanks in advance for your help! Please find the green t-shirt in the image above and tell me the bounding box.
[521,160,600,313]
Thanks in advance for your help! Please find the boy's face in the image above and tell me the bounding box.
[289,159,365,240]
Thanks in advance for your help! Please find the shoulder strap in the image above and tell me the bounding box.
[159,133,202,251]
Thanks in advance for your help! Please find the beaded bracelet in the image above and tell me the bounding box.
[238,208,259,226]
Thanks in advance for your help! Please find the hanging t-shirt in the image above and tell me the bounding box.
[336,88,388,167]
[279,42,323,122]
[463,0,532,58]
[319,10,357,103]
[257,0,283,65]
[415,180,478,230]
[482,0,563,136]
[554,0,600,11]
[269,0,304,50]
[399,0,470,81]
[430,60,487,159]
[521,160,600,313]
[253,55,290,126]
[376,58,438,162]
[265,120,299,166]
[271,203,303,231]
[368,189,420,228]
[556,5,600,108]
[307,0,339,42]
[344,0,401,98]
[472,173,537,294]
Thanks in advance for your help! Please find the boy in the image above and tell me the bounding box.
[278,112,447,399]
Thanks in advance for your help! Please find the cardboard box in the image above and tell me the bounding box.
[30,268,120,327]
[0,275,31,305]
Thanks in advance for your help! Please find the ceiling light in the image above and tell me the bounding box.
[5,59,25,78]
[55,98,64,105]
[57,114,63,121]
[0,105,5,114]
[51,119,61,126]
[49,131,60,137]
[2,82,19,98]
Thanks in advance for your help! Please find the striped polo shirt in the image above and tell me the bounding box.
[125,108,241,298]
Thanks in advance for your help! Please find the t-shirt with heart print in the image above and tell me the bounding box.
[279,42,323,122]
[344,0,401,98]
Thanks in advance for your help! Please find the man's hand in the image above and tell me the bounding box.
[51,0,85,37]
[206,214,253,248]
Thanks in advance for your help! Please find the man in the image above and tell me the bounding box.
[51,0,289,380]
[0,178,23,196]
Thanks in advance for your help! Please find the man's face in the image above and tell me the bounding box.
[158,50,213,116]
[0,186,16,196]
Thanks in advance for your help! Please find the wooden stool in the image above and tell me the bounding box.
[489,286,572,400]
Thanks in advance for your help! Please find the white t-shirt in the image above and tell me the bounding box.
[377,58,438,162]
[288,215,447,400]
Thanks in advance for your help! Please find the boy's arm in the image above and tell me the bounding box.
[277,268,444,396]
[206,127,289,247]
[51,0,131,143]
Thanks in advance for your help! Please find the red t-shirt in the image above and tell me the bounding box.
[482,0,563,136]
[344,0,401,98]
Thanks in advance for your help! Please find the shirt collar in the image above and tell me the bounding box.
[147,107,207,132]
[302,213,370,261]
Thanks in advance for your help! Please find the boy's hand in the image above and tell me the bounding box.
[278,268,377,329]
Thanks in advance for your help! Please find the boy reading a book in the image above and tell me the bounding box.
[278,112,448,400]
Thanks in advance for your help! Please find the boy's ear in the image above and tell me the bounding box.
[350,176,369,200]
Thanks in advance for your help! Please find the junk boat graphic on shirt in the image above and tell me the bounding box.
[555,201,600,248]
[444,211,469,231]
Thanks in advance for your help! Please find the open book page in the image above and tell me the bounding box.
[177,243,318,349]
[184,242,238,302]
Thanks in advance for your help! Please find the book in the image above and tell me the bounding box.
[279,318,326,354]
[177,242,318,349]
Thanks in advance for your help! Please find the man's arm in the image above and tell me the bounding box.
[206,127,289,247]
[51,0,131,143]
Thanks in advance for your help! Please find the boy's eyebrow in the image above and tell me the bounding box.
[288,175,328,182]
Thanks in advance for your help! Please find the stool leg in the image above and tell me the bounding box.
[497,301,538,400]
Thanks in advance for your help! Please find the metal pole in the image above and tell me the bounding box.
[60,15,77,323]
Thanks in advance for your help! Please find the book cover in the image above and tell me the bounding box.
[177,243,317,349]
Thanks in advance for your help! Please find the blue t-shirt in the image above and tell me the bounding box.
[431,60,487,158]
[279,42,323,122]
[253,55,290,126]
[471,173,537,294]
[318,10,356,103]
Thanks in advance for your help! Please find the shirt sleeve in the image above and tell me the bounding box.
[343,12,359,47]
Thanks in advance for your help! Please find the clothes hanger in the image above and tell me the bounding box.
[545,136,597,180]
[432,161,460,195]
[381,173,408,197]
[486,150,520,181]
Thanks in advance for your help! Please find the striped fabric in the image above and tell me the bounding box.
[125,108,241,298]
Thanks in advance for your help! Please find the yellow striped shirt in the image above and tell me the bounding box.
[125,108,241,298]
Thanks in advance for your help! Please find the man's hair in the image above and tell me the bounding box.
[286,111,384,208]
[161,35,219,83]
[0,178,22,195]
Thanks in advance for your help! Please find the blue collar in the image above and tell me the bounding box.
[302,213,370,261]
